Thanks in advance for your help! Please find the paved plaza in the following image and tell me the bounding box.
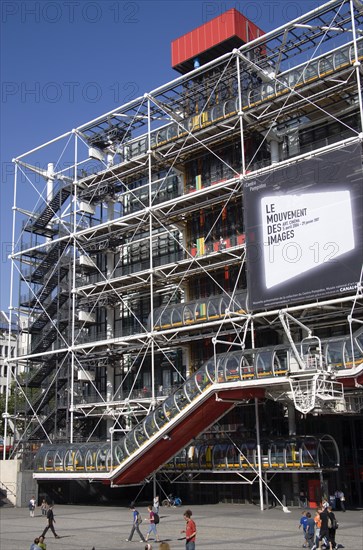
[0,502,362,550]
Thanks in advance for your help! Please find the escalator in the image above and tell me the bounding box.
[33,327,363,485]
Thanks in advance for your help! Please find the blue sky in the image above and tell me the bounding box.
[0,0,324,311]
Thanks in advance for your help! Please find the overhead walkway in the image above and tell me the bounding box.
[33,328,363,485]
[161,434,340,474]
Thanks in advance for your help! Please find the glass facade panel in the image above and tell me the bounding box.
[113,443,126,465]
[195,365,213,390]
[185,374,202,400]
[344,339,363,367]
[124,431,139,455]
[224,354,241,381]
[326,340,345,369]
[256,351,273,375]
[207,298,220,320]
[205,358,216,383]
[174,387,190,411]
[171,307,183,326]
[143,415,159,438]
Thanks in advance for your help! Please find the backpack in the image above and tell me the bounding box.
[153,512,160,525]
[328,516,338,529]
[136,512,142,525]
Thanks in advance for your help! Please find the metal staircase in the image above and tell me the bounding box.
[31,318,69,354]
[29,292,69,333]
[24,181,72,237]
[25,240,69,284]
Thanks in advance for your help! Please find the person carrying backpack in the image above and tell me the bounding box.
[327,506,338,549]
[126,504,146,542]
[28,496,36,517]
[145,504,160,542]
[318,507,329,550]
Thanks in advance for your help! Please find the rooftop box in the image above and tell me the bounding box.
[171,9,264,74]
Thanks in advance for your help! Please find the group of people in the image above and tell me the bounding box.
[29,498,49,518]
[29,536,47,550]
[299,502,338,550]
[127,499,196,550]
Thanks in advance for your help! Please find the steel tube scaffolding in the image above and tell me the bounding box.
[5,0,363,505]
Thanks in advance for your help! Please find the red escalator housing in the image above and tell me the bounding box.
[111,387,265,485]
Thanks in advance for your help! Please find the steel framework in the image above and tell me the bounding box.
[3,0,363,502]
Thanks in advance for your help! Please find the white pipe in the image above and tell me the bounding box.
[255,397,264,511]
[70,132,78,443]
[3,163,19,459]
[350,0,363,132]
[250,320,264,511]
[236,55,246,175]
[148,98,156,407]
[270,140,280,164]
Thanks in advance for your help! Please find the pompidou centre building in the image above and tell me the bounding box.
[4,0,363,507]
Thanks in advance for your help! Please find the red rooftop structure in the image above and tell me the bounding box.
[171,8,265,74]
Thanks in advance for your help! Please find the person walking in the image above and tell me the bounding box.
[327,506,338,549]
[145,504,160,542]
[41,504,60,539]
[126,504,146,542]
[181,509,196,550]
[313,508,322,548]
[38,536,46,550]
[318,506,329,549]
[337,490,346,512]
[305,512,316,549]
[299,511,308,548]
[153,495,160,514]
[28,496,36,517]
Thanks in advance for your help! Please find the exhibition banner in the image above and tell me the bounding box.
[244,144,363,310]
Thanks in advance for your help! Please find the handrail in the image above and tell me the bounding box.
[0,480,16,499]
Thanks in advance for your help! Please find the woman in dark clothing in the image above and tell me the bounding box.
[327,506,338,549]
[318,507,329,549]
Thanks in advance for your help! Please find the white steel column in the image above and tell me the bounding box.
[289,403,300,504]
[70,131,78,443]
[350,0,363,131]
[236,53,246,175]
[147,97,155,405]
[46,162,54,201]
[106,201,115,432]
[251,319,264,511]
[270,140,280,164]
[255,398,264,511]
[3,163,19,458]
